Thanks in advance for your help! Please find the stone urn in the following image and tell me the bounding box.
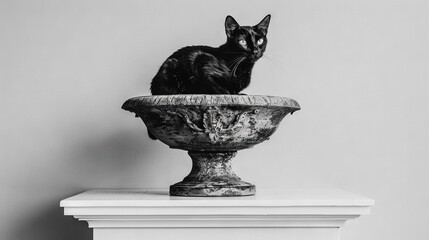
[122,95,300,197]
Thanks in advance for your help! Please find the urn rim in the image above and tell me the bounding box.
[122,94,301,111]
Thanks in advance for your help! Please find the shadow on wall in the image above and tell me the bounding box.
[10,196,92,240]
[8,124,158,240]
[74,126,156,181]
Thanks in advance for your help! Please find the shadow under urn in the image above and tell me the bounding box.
[122,95,300,197]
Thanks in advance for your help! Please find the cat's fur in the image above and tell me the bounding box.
[150,14,271,95]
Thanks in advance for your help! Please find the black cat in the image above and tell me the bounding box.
[150,14,271,95]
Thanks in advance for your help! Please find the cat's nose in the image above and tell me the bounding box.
[252,50,261,58]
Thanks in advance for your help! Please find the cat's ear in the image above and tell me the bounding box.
[225,15,240,38]
[255,14,271,35]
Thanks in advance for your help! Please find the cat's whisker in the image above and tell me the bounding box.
[237,58,246,75]
[227,57,241,66]
[231,57,246,77]
[227,56,245,68]
[262,54,288,72]
[231,60,239,76]
[263,53,286,64]
[227,55,241,63]
[231,58,241,75]
[263,51,283,57]
[229,58,244,68]
[262,55,276,64]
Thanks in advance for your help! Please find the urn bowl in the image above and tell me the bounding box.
[122,95,300,197]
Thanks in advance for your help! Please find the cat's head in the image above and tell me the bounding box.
[225,14,271,61]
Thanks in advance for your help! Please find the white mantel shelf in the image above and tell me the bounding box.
[61,189,374,240]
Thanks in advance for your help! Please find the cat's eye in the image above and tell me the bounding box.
[239,39,247,46]
[257,38,264,45]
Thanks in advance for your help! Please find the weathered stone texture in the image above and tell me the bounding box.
[122,95,300,196]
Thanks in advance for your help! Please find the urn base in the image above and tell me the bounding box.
[169,151,255,197]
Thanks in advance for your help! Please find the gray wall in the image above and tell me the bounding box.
[1,0,428,239]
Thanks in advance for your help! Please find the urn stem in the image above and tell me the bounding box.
[169,151,255,197]
[184,151,239,182]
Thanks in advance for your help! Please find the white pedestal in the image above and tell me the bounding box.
[60,189,373,240]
